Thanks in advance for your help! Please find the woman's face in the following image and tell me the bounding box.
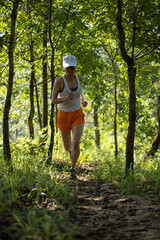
[65,66,76,75]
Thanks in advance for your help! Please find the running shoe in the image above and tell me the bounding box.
[69,168,77,180]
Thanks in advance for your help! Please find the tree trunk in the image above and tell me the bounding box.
[3,0,20,165]
[125,64,136,173]
[147,95,160,157]
[117,0,136,174]
[46,0,55,164]
[28,41,35,139]
[147,131,160,157]
[94,106,100,147]
[114,79,118,156]
[35,80,42,129]
[111,59,118,156]
[43,26,48,129]
[56,104,58,133]
[47,49,55,163]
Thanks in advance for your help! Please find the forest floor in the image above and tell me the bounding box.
[1,162,160,239]
[66,164,160,240]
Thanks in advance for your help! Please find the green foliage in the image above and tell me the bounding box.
[1,124,160,239]
[0,139,78,239]
[1,0,159,149]
[87,141,160,197]
[0,0,160,237]
[0,205,77,240]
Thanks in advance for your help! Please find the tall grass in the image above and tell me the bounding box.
[79,127,160,197]
[0,130,160,239]
[81,129,160,196]
[0,137,78,240]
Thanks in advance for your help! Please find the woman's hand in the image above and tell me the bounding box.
[81,98,88,107]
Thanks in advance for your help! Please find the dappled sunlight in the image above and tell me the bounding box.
[0,1,159,238]
[68,169,160,240]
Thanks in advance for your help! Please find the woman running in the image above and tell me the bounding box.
[52,55,88,180]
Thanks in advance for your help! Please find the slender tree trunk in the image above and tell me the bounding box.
[35,80,42,129]
[147,95,160,157]
[125,4,136,168]
[111,59,118,156]
[147,132,160,157]
[56,104,58,133]
[94,106,100,147]
[3,0,20,165]
[117,0,136,174]
[114,79,118,156]
[28,41,35,139]
[48,49,55,163]
[125,64,136,173]
[43,26,48,129]
[47,0,55,163]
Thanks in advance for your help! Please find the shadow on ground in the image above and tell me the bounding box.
[67,165,160,240]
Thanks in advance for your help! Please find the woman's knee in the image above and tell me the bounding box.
[64,144,71,151]
[72,139,80,149]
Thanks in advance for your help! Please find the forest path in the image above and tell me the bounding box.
[68,165,160,240]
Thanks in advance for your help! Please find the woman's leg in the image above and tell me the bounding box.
[71,124,84,168]
[60,130,72,152]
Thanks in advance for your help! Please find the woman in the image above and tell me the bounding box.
[52,55,88,180]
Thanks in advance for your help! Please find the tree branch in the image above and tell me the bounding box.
[134,43,153,58]
[34,78,51,86]
[134,40,160,60]
[116,0,132,64]
[102,43,118,62]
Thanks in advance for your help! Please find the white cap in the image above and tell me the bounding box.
[63,55,77,68]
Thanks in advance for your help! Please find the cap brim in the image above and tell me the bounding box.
[63,62,77,68]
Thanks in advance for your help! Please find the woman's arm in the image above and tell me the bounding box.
[52,77,73,105]
[80,93,88,107]
[78,75,88,107]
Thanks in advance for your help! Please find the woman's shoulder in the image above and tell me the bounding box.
[54,76,64,91]
[55,76,64,85]
[77,75,83,83]
[56,76,63,83]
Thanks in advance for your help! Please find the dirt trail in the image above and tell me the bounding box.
[68,166,160,240]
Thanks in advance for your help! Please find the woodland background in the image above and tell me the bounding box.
[0,0,160,239]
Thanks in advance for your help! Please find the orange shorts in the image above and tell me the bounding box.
[57,108,85,132]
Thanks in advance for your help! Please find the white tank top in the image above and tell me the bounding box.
[59,74,82,112]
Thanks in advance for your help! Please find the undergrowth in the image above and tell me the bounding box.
[0,137,78,240]
[0,132,160,239]
[85,147,160,197]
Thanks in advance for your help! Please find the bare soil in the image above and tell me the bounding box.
[68,165,160,240]
[1,163,160,240]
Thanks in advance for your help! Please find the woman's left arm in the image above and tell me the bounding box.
[78,75,88,108]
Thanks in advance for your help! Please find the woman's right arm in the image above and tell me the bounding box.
[52,77,73,105]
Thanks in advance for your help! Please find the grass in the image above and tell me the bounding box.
[87,147,160,196]
[0,139,78,239]
[0,133,160,239]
